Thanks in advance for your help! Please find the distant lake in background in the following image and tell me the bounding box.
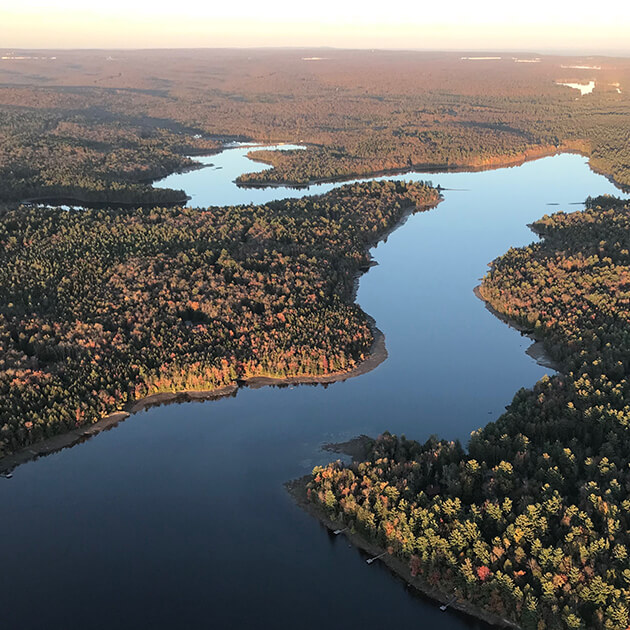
[2,149,628,630]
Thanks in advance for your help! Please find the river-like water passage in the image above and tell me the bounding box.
[2,147,627,629]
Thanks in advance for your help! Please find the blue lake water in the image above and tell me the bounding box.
[1,148,627,629]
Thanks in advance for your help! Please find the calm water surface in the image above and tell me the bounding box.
[2,148,627,629]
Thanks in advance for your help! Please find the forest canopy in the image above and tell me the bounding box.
[0,180,439,457]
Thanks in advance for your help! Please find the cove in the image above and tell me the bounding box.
[1,148,627,630]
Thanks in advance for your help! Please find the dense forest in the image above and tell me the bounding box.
[0,180,439,457]
[305,196,630,629]
[0,107,218,204]
[0,50,629,202]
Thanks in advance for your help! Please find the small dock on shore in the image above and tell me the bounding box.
[366,551,387,564]
[440,595,457,612]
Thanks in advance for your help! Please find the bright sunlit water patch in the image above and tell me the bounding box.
[556,80,596,96]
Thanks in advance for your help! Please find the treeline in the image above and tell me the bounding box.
[0,180,439,457]
[236,97,630,189]
[0,107,217,204]
[307,196,630,629]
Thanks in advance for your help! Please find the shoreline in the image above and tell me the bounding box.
[0,326,388,475]
[20,193,190,209]
[473,285,561,372]
[0,195,439,474]
[236,143,591,191]
[287,473,518,630]
[239,143,629,196]
[14,144,226,209]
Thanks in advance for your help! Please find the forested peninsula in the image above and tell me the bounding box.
[303,195,630,629]
[0,109,218,206]
[0,180,439,462]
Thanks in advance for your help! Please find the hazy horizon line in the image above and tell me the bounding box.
[2,46,629,57]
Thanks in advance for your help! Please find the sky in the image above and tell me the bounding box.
[2,0,630,53]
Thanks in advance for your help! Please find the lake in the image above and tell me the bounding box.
[1,147,627,629]
[556,81,596,96]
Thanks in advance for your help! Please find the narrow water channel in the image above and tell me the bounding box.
[1,148,627,629]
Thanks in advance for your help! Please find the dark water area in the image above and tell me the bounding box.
[1,148,627,629]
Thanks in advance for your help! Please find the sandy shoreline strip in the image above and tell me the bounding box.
[0,326,387,475]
